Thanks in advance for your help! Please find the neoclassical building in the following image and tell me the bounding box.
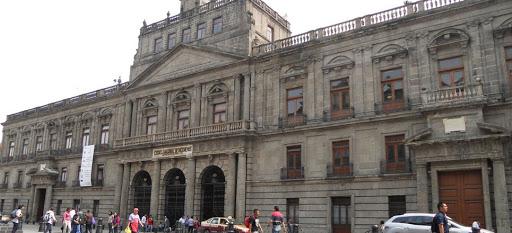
[1,0,512,232]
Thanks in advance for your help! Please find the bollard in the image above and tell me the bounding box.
[38,221,45,232]
[96,218,103,233]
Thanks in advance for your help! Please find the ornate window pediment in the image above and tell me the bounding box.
[207,83,228,102]
[322,56,355,74]
[143,98,158,116]
[494,17,512,39]
[372,44,408,63]
[80,112,94,125]
[63,116,76,128]
[281,65,307,83]
[98,108,113,123]
[172,91,191,109]
[428,29,470,54]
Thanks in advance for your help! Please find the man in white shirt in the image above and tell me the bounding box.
[43,207,57,233]
[140,215,147,232]
[11,205,24,233]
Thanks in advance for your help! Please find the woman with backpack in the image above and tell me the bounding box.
[10,205,24,233]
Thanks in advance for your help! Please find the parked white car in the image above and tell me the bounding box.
[383,213,493,233]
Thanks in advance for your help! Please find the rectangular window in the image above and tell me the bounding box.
[82,128,90,147]
[330,78,350,118]
[197,23,206,39]
[505,47,512,91]
[154,37,163,53]
[212,17,222,34]
[8,141,15,157]
[287,87,304,117]
[332,141,350,175]
[0,199,4,213]
[16,171,23,186]
[332,197,351,232]
[177,110,190,130]
[50,133,57,150]
[3,172,8,185]
[100,125,110,145]
[146,116,157,135]
[73,199,81,211]
[388,196,406,218]
[77,166,81,181]
[96,164,104,186]
[285,146,302,179]
[385,135,406,173]
[22,139,29,155]
[168,33,176,49]
[286,199,299,224]
[35,136,43,151]
[438,56,464,88]
[213,103,227,124]
[182,28,191,43]
[65,131,73,149]
[93,200,100,217]
[267,25,274,42]
[61,167,68,182]
[56,200,62,215]
[381,68,404,111]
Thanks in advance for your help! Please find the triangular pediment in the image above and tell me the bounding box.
[129,45,245,88]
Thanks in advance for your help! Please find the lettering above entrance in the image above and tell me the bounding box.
[153,145,193,158]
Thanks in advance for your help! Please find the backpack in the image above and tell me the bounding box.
[10,209,18,218]
[43,213,51,223]
[243,216,250,228]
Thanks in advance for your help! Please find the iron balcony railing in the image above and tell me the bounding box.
[380,159,411,174]
[280,167,305,180]
[326,163,354,178]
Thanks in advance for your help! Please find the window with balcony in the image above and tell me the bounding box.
[100,125,110,145]
[287,87,304,125]
[197,23,206,39]
[154,37,163,53]
[285,146,302,179]
[60,167,68,182]
[286,198,299,224]
[16,171,23,188]
[330,78,351,119]
[8,141,15,157]
[381,68,404,111]
[65,131,73,149]
[182,28,191,43]
[330,141,351,176]
[384,135,406,173]
[388,195,406,218]
[438,56,464,88]
[35,136,43,152]
[505,47,512,91]
[21,139,29,155]
[213,103,227,124]
[146,116,157,135]
[96,164,104,186]
[177,110,190,129]
[168,33,176,49]
[267,25,274,42]
[82,128,90,147]
[50,133,57,150]
[212,17,222,34]
[332,197,351,233]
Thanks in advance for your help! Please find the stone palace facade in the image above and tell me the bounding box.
[1,0,512,232]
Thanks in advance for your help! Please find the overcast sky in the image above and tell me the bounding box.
[0,0,406,139]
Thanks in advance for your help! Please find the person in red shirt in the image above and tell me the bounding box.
[146,215,154,233]
[129,208,142,233]
[62,208,72,233]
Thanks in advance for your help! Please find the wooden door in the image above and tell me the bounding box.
[438,170,485,228]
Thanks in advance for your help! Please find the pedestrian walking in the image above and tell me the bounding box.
[10,205,24,233]
[185,216,194,233]
[62,208,72,233]
[269,206,283,233]
[163,216,170,233]
[84,211,93,233]
[112,212,120,233]
[71,212,81,233]
[108,212,114,233]
[43,208,57,233]
[248,209,263,233]
[431,202,449,233]
[471,221,481,233]
[128,208,143,233]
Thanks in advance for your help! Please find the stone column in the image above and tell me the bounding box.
[43,185,53,212]
[150,160,161,220]
[225,153,237,217]
[243,75,250,121]
[113,164,124,213]
[235,153,247,219]
[416,164,429,212]
[157,94,167,133]
[130,100,138,137]
[120,163,131,220]
[185,157,196,216]
[30,185,37,222]
[123,101,133,138]
[493,159,511,232]
[191,84,202,128]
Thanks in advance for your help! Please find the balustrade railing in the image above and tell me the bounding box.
[421,82,484,106]
[115,121,251,147]
[252,0,468,56]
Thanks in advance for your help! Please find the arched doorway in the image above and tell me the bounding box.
[132,170,152,217]
[164,169,186,223]
[201,166,226,220]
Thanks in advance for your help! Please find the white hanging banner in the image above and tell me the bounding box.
[80,145,95,187]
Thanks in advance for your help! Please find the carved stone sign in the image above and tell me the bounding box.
[443,117,466,134]
[153,145,193,159]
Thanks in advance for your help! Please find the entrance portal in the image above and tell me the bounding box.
[200,166,225,220]
[438,170,485,227]
[132,171,152,217]
[164,169,186,223]
[36,189,46,222]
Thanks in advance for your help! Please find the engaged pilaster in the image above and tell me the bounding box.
[185,157,196,216]
[492,159,511,232]
[150,160,162,220]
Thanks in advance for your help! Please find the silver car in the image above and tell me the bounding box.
[383,213,493,233]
